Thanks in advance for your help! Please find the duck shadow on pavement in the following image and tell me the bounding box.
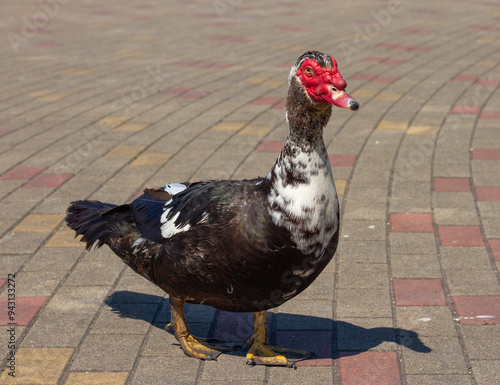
[106,291,431,359]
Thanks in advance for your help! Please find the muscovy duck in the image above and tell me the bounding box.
[66,50,358,367]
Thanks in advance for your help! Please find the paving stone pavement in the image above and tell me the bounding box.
[0,0,499,384]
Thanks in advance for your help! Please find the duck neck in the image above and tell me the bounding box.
[285,77,332,146]
[266,83,334,188]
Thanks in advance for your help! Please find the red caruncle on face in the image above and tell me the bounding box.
[295,58,348,103]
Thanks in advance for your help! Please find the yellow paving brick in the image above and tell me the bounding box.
[113,122,150,132]
[407,125,440,136]
[238,125,273,136]
[0,348,73,384]
[13,214,65,233]
[376,120,409,131]
[95,117,130,128]
[44,226,85,248]
[475,38,495,44]
[116,49,145,57]
[66,68,90,76]
[278,44,303,52]
[352,89,378,98]
[131,153,172,166]
[211,122,247,131]
[335,179,347,195]
[28,90,54,97]
[105,146,146,158]
[375,92,402,101]
[65,372,129,385]
[36,93,71,102]
[263,80,286,88]
[244,77,268,85]
[474,60,498,68]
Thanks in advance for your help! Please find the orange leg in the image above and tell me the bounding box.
[244,311,313,367]
[168,296,232,360]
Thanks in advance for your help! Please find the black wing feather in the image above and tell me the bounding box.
[130,188,173,243]
[164,182,213,228]
[130,183,212,242]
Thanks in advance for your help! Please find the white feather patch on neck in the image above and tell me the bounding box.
[267,142,339,258]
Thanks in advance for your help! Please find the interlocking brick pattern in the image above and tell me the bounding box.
[1,0,499,384]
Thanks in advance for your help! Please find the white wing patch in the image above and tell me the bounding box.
[160,183,191,239]
[165,183,187,195]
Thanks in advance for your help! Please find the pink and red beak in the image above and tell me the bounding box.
[309,77,359,110]
[321,88,359,110]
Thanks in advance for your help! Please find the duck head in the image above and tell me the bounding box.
[288,51,359,111]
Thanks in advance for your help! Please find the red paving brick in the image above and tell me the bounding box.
[278,61,295,68]
[453,296,500,324]
[475,186,500,201]
[450,106,481,114]
[390,213,434,233]
[23,173,72,188]
[393,279,446,306]
[480,111,500,119]
[0,129,15,138]
[255,141,285,152]
[453,75,479,82]
[338,351,401,385]
[0,279,6,292]
[274,330,334,367]
[250,97,282,105]
[35,41,63,48]
[0,297,49,326]
[476,78,500,86]
[272,100,286,109]
[433,177,471,192]
[489,239,500,261]
[438,226,484,246]
[329,155,357,167]
[472,148,500,160]
[0,167,45,180]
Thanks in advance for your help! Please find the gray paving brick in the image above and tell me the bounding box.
[471,360,500,385]
[390,233,438,255]
[396,307,457,337]
[405,375,472,385]
[130,356,201,385]
[337,263,389,289]
[336,288,392,318]
[71,334,145,371]
[461,325,500,360]
[402,336,468,375]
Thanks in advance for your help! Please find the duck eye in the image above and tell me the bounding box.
[304,67,313,76]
